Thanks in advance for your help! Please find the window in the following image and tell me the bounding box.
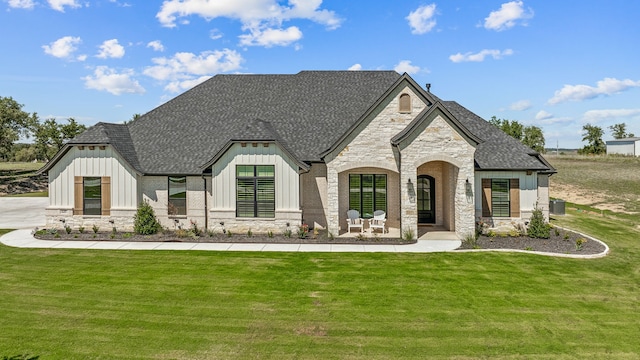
[83,177,102,215]
[168,176,187,216]
[74,176,110,216]
[399,93,411,113]
[236,165,275,218]
[481,178,520,218]
[349,174,386,219]
[491,179,510,217]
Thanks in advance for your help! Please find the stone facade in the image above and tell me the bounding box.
[398,116,476,239]
[324,84,476,239]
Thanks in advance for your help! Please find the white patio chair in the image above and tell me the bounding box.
[368,210,387,234]
[346,209,364,233]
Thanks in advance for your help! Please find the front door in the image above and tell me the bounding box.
[417,175,435,224]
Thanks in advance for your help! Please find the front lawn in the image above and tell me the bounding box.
[1,207,639,359]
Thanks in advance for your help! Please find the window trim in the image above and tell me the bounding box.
[481,178,520,218]
[168,176,187,216]
[348,174,387,219]
[74,176,110,216]
[236,165,275,218]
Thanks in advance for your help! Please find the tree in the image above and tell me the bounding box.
[579,123,605,155]
[609,123,635,139]
[34,118,86,161]
[489,116,546,153]
[489,116,523,140]
[522,125,545,153]
[0,96,38,160]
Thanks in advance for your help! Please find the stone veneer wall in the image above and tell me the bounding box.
[399,116,476,239]
[141,176,208,231]
[325,85,427,236]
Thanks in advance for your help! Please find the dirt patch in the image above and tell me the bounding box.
[551,183,634,214]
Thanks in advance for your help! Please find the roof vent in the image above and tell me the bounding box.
[426,83,431,92]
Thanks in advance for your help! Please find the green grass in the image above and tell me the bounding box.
[1,210,640,359]
[5,191,48,197]
[547,154,640,212]
[0,162,44,172]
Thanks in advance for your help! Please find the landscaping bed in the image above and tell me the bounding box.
[458,227,606,255]
[33,228,416,245]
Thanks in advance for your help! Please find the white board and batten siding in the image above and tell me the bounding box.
[48,146,138,210]
[474,171,538,216]
[211,143,300,212]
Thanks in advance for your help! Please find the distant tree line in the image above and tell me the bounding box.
[488,115,634,156]
[489,116,546,153]
[0,96,87,162]
[578,122,633,155]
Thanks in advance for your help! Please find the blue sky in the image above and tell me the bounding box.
[2,0,639,149]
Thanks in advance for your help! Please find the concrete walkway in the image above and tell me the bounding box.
[0,229,462,253]
[0,197,462,253]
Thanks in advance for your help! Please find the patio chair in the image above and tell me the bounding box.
[368,210,387,233]
[346,209,364,233]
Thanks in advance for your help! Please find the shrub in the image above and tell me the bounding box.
[267,231,274,238]
[527,206,550,239]
[247,229,253,237]
[575,237,587,250]
[283,229,292,238]
[463,233,479,248]
[297,224,309,239]
[64,225,72,234]
[402,228,415,241]
[134,201,162,235]
[92,224,99,234]
[78,226,85,234]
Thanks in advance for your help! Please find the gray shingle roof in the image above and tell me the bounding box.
[127,70,402,174]
[45,70,553,175]
[443,101,553,171]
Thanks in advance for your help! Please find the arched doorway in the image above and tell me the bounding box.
[417,175,435,224]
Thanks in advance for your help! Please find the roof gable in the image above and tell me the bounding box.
[391,101,481,149]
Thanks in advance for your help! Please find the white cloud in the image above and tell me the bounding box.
[42,36,84,60]
[582,109,640,123]
[510,100,531,111]
[449,49,513,63]
[96,39,125,59]
[535,110,553,120]
[156,0,341,48]
[484,1,533,31]
[238,26,302,47]
[394,60,420,75]
[7,0,35,9]
[47,0,81,12]
[348,64,362,71]
[548,78,640,105]
[147,40,165,52]
[406,3,437,34]
[156,0,341,29]
[209,29,223,40]
[164,75,212,93]
[143,49,244,92]
[83,66,145,95]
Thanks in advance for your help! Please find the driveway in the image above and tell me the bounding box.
[0,197,48,229]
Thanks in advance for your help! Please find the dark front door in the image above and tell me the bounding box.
[417,175,435,224]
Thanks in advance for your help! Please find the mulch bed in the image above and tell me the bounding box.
[33,228,607,255]
[458,228,606,255]
[33,230,416,245]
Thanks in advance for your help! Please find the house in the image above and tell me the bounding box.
[39,71,555,238]
[606,137,640,156]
